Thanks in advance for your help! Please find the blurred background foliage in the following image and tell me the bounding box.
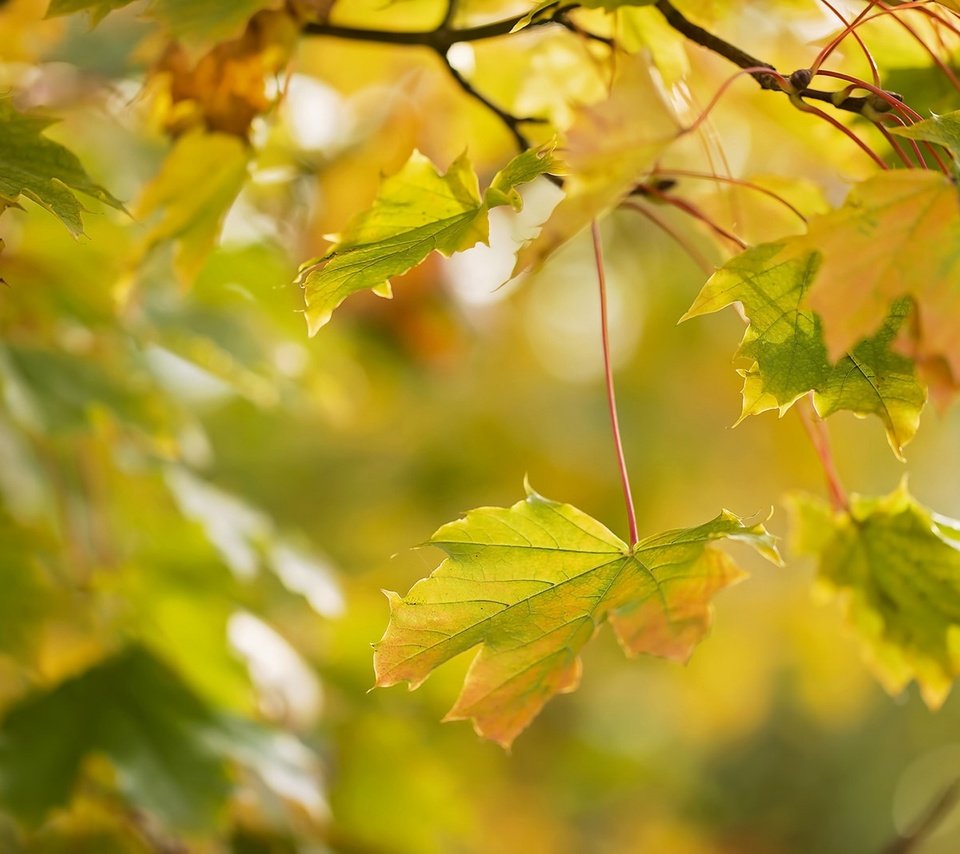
[1,0,960,850]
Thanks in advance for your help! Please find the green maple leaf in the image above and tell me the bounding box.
[683,243,926,458]
[788,482,960,709]
[0,97,124,237]
[297,144,558,334]
[374,483,780,747]
[891,110,960,162]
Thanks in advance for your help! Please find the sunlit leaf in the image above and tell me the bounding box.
[298,145,557,334]
[788,482,960,710]
[137,130,250,282]
[514,53,680,274]
[683,243,926,458]
[0,97,123,236]
[797,172,960,390]
[375,482,780,747]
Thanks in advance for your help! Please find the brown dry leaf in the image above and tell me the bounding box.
[148,8,298,139]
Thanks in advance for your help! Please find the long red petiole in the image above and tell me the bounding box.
[591,220,639,547]
[640,184,748,249]
[877,123,920,168]
[811,0,881,74]
[621,201,714,274]
[682,66,790,136]
[789,95,889,169]
[651,168,808,222]
[813,69,952,172]
[797,396,848,512]
[817,0,881,85]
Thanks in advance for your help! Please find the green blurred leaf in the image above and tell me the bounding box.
[892,110,960,162]
[46,0,133,25]
[0,515,52,655]
[788,483,960,710]
[0,98,124,237]
[683,244,926,458]
[0,647,231,829]
[48,0,279,41]
[375,482,780,747]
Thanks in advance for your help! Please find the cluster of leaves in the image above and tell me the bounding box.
[4,0,960,846]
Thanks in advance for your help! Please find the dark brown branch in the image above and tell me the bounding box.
[302,4,574,51]
[438,54,547,152]
[654,0,902,117]
[654,0,780,88]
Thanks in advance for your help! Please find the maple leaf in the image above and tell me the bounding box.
[136,130,250,282]
[891,110,960,162]
[374,483,780,747]
[788,482,960,710]
[0,97,124,237]
[297,145,558,334]
[683,244,926,458]
[514,52,681,275]
[793,171,960,389]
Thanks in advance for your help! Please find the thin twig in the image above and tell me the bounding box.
[592,220,639,547]
[438,54,546,152]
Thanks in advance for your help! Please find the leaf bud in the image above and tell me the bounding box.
[789,69,813,92]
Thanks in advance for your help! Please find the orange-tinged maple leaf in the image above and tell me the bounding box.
[148,8,298,139]
[375,483,780,748]
[796,171,960,388]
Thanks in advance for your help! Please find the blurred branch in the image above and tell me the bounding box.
[883,778,960,854]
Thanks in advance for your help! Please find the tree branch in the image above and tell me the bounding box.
[654,0,903,117]
[438,54,547,152]
[302,5,574,51]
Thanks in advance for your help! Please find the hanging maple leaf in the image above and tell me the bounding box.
[683,244,926,458]
[297,145,559,334]
[0,97,124,236]
[375,483,780,747]
[514,53,680,274]
[793,172,960,394]
[788,482,960,710]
